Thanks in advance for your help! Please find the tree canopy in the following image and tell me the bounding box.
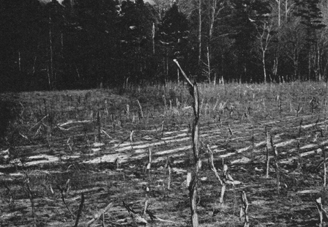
[0,0,328,91]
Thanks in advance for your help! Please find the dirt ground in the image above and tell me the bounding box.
[1,84,328,226]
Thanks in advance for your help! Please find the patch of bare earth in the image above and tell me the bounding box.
[0,84,328,226]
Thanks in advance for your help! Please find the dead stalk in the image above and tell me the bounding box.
[296,140,302,172]
[265,129,273,178]
[126,104,130,117]
[265,148,271,178]
[273,146,280,195]
[146,148,152,180]
[162,95,167,110]
[97,110,101,142]
[298,119,303,137]
[323,148,327,187]
[174,59,200,227]
[23,173,37,227]
[277,94,282,114]
[316,197,328,227]
[143,185,150,216]
[73,193,85,227]
[137,99,144,118]
[240,191,250,227]
[165,156,173,190]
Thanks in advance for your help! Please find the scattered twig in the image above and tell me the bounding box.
[85,202,113,227]
[296,104,302,117]
[123,201,147,225]
[58,119,93,128]
[57,179,75,219]
[67,137,73,151]
[29,114,49,131]
[101,129,112,139]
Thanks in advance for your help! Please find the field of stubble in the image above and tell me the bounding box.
[1,82,328,226]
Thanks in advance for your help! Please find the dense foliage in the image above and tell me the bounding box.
[1,0,328,91]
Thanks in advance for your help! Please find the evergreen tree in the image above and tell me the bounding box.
[119,0,157,84]
[157,3,191,80]
[72,0,120,87]
[228,0,271,82]
[0,0,43,91]
[294,0,326,80]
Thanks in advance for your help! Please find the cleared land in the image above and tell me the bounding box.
[1,82,328,226]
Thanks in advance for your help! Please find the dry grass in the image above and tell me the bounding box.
[0,81,328,226]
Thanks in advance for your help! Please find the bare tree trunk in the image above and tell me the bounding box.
[152,23,155,55]
[49,14,53,89]
[206,46,211,83]
[198,0,202,66]
[276,0,281,27]
[285,0,288,22]
[18,51,21,72]
[308,51,311,80]
[206,0,217,83]
[262,51,267,83]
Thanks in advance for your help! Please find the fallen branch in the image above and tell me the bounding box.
[58,120,93,127]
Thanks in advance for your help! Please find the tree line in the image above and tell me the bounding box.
[0,0,328,91]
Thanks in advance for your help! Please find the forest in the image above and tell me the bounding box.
[1,0,328,91]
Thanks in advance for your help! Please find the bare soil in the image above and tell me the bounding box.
[0,84,328,226]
